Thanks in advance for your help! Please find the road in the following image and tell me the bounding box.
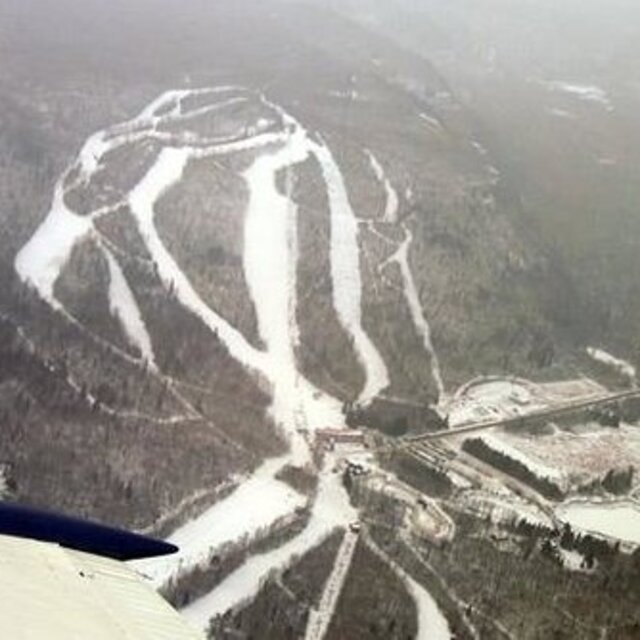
[405,388,640,443]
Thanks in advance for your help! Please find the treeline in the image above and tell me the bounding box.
[462,437,564,500]
[382,451,454,498]
[577,465,635,498]
[510,519,621,568]
[346,398,446,437]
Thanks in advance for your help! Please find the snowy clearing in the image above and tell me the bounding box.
[15,185,93,306]
[559,548,592,573]
[479,422,640,487]
[555,500,640,545]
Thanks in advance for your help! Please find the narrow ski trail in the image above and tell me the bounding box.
[103,245,157,368]
[312,140,390,406]
[364,533,452,640]
[365,149,399,223]
[381,226,445,401]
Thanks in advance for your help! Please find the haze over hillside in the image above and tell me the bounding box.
[1,1,639,638]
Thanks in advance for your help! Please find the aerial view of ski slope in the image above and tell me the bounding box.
[1,0,640,638]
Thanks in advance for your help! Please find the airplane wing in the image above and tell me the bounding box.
[0,503,204,640]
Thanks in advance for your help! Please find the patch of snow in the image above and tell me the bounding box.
[404,572,452,640]
[182,459,357,629]
[304,530,358,640]
[477,433,564,483]
[78,131,111,177]
[103,247,156,368]
[544,81,614,111]
[470,140,488,156]
[329,89,360,101]
[447,379,544,427]
[136,89,189,121]
[364,150,399,223]
[555,500,640,545]
[15,185,93,305]
[546,107,576,119]
[0,467,8,498]
[419,112,443,131]
[461,491,553,528]
[559,548,592,573]
[131,456,305,587]
[586,347,636,382]
[445,470,473,490]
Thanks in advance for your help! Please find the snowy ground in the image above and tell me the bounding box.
[182,454,357,629]
[103,246,157,368]
[478,422,640,490]
[541,80,614,111]
[447,378,544,427]
[458,490,553,528]
[558,548,593,573]
[475,433,565,485]
[131,456,305,588]
[446,375,612,429]
[586,347,637,383]
[555,500,640,546]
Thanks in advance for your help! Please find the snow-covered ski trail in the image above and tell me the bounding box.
[182,456,357,630]
[364,533,452,640]
[365,149,399,223]
[102,245,157,368]
[131,455,306,588]
[381,225,445,401]
[312,140,389,406]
